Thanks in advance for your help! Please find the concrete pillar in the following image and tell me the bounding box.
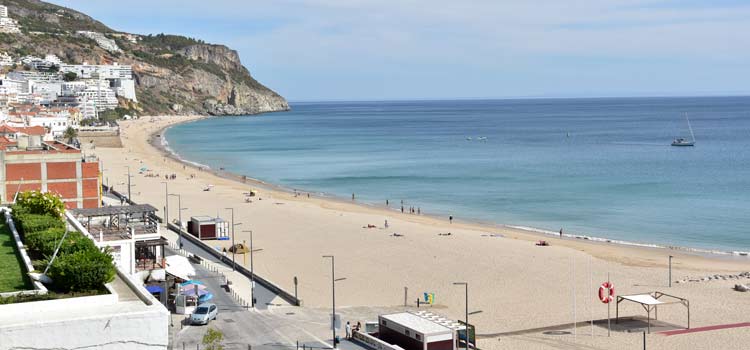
[76,160,83,208]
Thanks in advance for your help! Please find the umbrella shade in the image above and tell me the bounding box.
[198,293,214,302]
[145,285,163,294]
[180,280,205,287]
[140,167,148,171]
[182,288,210,297]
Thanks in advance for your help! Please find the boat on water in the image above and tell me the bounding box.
[671,114,695,147]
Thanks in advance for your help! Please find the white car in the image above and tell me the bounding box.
[190,303,218,325]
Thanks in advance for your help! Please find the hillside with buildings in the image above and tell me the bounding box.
[0,0,289,116]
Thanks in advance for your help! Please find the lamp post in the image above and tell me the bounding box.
[242,230,259,307]
[669,255,673,287]
[454,282,470,350]
[168,193,186,249]
[161,182,168,228]
[323,255,346,348]
[125,165,133,202]
[225,208,242,271]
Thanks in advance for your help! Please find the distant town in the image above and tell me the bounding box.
[0,5,136,145]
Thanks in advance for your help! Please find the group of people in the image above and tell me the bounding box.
[344,321,362,340]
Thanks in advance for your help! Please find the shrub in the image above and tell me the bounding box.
[13,213,65,237]
[47,249,116,292]
[25,228,97,258]
[15,191,66,218]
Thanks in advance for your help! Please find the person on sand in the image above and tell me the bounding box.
[352,193,355,201]
[345,321,352,339]
[449,215,453,224]
[384,220,389,228]
[386,199,389,206]
[559,228,563,238]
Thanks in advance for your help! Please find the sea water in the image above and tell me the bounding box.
[165,97,750,253]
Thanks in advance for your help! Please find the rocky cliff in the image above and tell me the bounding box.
[0,0,289,116]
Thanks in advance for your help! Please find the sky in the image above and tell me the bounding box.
[48,0,750,101]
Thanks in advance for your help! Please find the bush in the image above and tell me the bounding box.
[13,213,65,238]
[47,249,116,292]
[15,191,66,218]
[25,228,97,258]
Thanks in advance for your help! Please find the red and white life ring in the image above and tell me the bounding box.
[598,282,615,303]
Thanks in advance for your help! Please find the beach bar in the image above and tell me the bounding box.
[376,311,464,350]
[616,291,690,333]
[187,215,229,240]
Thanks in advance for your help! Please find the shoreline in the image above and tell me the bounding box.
[155,116,750,261]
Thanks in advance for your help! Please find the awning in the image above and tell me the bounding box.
[145,285,164,294]
[165,255,195,280]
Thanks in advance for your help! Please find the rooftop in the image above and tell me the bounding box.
[381,311,463,335]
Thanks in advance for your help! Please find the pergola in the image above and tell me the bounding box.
[71,204,159,239]
[616,292,690,333]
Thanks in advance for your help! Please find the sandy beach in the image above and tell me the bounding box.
[96,115,750,349]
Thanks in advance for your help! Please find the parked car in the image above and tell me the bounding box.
[190,303,218,325]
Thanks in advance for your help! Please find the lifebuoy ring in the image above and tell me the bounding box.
[598,282,615,303]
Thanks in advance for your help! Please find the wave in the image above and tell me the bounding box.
[505,225,750,257]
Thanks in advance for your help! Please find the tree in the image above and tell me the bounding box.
[202,328,225,350]
[63,126,77,143]
[63,71,77,82]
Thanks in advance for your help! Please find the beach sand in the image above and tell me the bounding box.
[97,115,750,349]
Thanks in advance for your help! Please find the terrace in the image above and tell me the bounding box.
[70,204,160,242]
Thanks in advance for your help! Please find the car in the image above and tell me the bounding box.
[190,303,218,325]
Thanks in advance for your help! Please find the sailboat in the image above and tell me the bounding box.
[671,114,695,147]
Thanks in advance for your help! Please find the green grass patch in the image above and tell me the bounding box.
[0,222,33,293]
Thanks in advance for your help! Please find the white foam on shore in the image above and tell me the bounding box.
[160,126,211,170]
[505,225,750,257]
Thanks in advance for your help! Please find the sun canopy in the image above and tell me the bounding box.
[165,255,195,280]
[616,291,690,333]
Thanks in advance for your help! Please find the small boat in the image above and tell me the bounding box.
[477,136,487,141]
[671,114,695,147]
[466,137,472,141]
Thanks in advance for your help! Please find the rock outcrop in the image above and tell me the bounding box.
[0,0,289,116]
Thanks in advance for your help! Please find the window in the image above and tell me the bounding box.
[416,334,421,341]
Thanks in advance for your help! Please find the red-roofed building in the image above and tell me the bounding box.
[0,129,100,209]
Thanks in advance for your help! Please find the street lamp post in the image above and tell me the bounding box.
[125,166,132,202]
[454,282,469,350]
[242,230,255,307]
[225,208,241,271]
[168,193,185,249]
[323,255,346,348]
[161,182,168,228]
[669,255,673,287]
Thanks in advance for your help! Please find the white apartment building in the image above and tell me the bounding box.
[27,114,71,139]
[80,86,118,111]
[0,5,20,34]
[59,62,132,80]
[0,78,26,94]
[0,52,13,66]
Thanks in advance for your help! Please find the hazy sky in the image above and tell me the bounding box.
[49,0,750,101]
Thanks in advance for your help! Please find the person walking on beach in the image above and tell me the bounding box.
[345,321,352,339]
[384,219,389,228]
[449,215,453,224]
[386,199,389,206]
[559,228,563,238]
[352,193,355,201]
[418,207,421,215]
[401,205,404,213]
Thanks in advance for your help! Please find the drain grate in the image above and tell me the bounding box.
[223,319,235,323]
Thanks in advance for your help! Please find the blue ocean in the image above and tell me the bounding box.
[165,97,750,253]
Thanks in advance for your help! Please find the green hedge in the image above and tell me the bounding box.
[13,213,65,238]
[47,249,116,292]
[11,191,116,293]
[25,228,97,258]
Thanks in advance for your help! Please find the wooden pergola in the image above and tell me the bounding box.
[616,291,690,333]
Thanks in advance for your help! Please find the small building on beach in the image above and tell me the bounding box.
[376,311,464,350]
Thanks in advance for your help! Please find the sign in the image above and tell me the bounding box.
[423,292,435,304]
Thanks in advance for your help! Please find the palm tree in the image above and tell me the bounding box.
[63,126,77,144]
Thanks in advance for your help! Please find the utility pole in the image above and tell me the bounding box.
[243,230,258,307]
[169,193,185,249]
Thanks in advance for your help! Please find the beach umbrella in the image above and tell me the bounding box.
[180,280,205,287]
[182,288,210,297]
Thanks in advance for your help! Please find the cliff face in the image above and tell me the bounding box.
[0,0,289,116]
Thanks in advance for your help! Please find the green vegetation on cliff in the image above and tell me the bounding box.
[0,0,289,116]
